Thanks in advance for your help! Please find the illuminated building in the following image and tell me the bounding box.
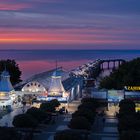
[48,69,65,97]
[22,81,46,93]
[0,70,15,106]
[46,69,69,102]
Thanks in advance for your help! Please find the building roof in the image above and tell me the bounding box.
[15,67,69,90]
[52,69,62,77]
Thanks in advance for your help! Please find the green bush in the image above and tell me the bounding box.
[40,101,55,113]
[119,99,136,115]
[26,107,47,122]
[72,108,95,124]
[50,99,60,108]
[68,116,91,130]
[81,98,99,109]
[78,102,96,112]
[100,58,140,89]
[13,114,38,128]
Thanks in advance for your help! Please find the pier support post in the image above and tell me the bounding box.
[118,61,121,67]
[101,63,104,71]
[113,61,115,69]
[108,62,110,69]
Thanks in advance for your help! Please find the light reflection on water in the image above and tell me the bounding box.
[18,59,89,80]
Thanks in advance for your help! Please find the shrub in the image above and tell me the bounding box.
[26,107,47,122]
[68,116,91,130]
[119,99,136,115]
[78,102,96,113]
[50,99,60,108]
[40,101,55,113]
[13,114,38,128]
[72,108,95,124]
[81,98,99,110]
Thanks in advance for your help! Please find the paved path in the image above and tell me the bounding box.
[0,99,80,139]
[90,115,119,140]
[33,114,71,140]
[0,106,29,127]
[33,100,81,140]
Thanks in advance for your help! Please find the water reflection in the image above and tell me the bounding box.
[18,59,89,80]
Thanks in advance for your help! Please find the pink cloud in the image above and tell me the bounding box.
[0,3,31,11]
[0,27,140,47]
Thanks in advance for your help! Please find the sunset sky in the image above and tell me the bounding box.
[0,0,140,50]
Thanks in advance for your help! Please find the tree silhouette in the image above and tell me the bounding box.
[0,59,22,85]
[100,58,140,89]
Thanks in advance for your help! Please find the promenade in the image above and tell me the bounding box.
[90,115,118,140]
[33,100,80,140]
[0,99,119,140]
[0,106,29,127]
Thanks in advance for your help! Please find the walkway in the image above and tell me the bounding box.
[90,115,119,140]
[33,100,81,140]
[34,114,71,140]
[0,106,29,127]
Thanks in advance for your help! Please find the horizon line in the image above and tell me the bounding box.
[0,49,140,51]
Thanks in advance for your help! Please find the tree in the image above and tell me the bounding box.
[12,114,38,128]
[72,108,95,124]
[119,99,136,115]
[40,101,56,113]
[50,99,60,108]
[0,127,21,140]
[0,59,22,85]
[100,58,140,89]
[78,102,96,113]
[81,98,99,108]
[120,130,140,140]
[118,115,137,133]
[26,107,47,122]
[68,117,91,130]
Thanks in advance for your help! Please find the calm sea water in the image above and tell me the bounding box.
[0,50,140,80]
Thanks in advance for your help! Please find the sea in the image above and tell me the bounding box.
[0,50,140,80]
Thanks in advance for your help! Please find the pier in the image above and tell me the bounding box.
[71,59,126,79]
[100,59,126,71]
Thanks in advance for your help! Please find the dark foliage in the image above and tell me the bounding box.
[118,99,140,139]
[54,130,84,140]
[118,115,137,132]
[26,107,47,122]
[119,99,136,115]
[40,101,56,113]
[68,116,91,130]
[100,58,140,89]
[120,130,140,140]
[0,59,22,85]
[12,114,38,128]
[50,99,60,108]
[72,108,95,124]
[0,127,21,140]
[40,99,60,113]
[78,102,96,112]
[81,98,99,108]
